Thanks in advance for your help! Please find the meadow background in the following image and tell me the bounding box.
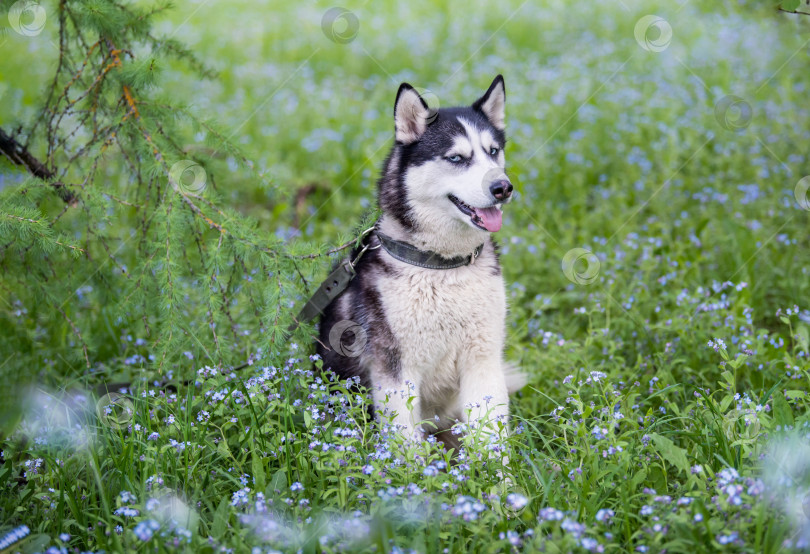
[1,0,810,552]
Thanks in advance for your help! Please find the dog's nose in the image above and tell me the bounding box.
[489,179,513,201]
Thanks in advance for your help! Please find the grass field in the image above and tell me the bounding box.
[2,0,810,552]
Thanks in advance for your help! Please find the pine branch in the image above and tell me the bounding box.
[293,239,356,260]
[0,0,336,380]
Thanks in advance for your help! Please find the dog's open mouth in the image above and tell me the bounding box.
[448,194,503,232]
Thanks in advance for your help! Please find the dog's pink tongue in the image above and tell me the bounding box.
[475,206,503,232]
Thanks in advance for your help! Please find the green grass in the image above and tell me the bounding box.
[2,0,810,552]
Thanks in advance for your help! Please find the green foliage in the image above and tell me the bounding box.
[1,0,809,552]
[0,0,327,433]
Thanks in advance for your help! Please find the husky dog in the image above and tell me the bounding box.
[317,75,523,443]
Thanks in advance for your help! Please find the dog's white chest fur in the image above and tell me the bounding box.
[372,245,507,425]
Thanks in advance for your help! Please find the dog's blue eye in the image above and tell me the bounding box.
[447,155,462,163]
[490,147,499,156]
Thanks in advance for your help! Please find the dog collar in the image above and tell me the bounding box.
[375,231,484,269]
[286,227,485,332]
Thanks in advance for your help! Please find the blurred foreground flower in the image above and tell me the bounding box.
[762,430,810,549]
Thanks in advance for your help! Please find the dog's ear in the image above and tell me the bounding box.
[394,83,430,144]
[472,75,506,131]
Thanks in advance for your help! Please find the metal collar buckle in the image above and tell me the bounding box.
[469,246,481,265]
[349,226,381,270]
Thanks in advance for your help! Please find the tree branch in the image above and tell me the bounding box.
[0,127,77,204]
[778,7,810,16]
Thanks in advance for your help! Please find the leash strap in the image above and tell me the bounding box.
[287,227,378,332]
[286,258,356,333]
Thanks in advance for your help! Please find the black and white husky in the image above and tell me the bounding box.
[317,75,524,444]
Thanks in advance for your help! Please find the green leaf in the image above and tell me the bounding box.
[630,468,648,489]
[19,486,34,504]
[212,496,230,538]
[269,469,287,493]
[796,324,809,353]
[251,451,266,491]
[20,534,51,553]
[729,355,747,370]
[782,0,801,11]
[650,433,690,475]
[772,392,794,428]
